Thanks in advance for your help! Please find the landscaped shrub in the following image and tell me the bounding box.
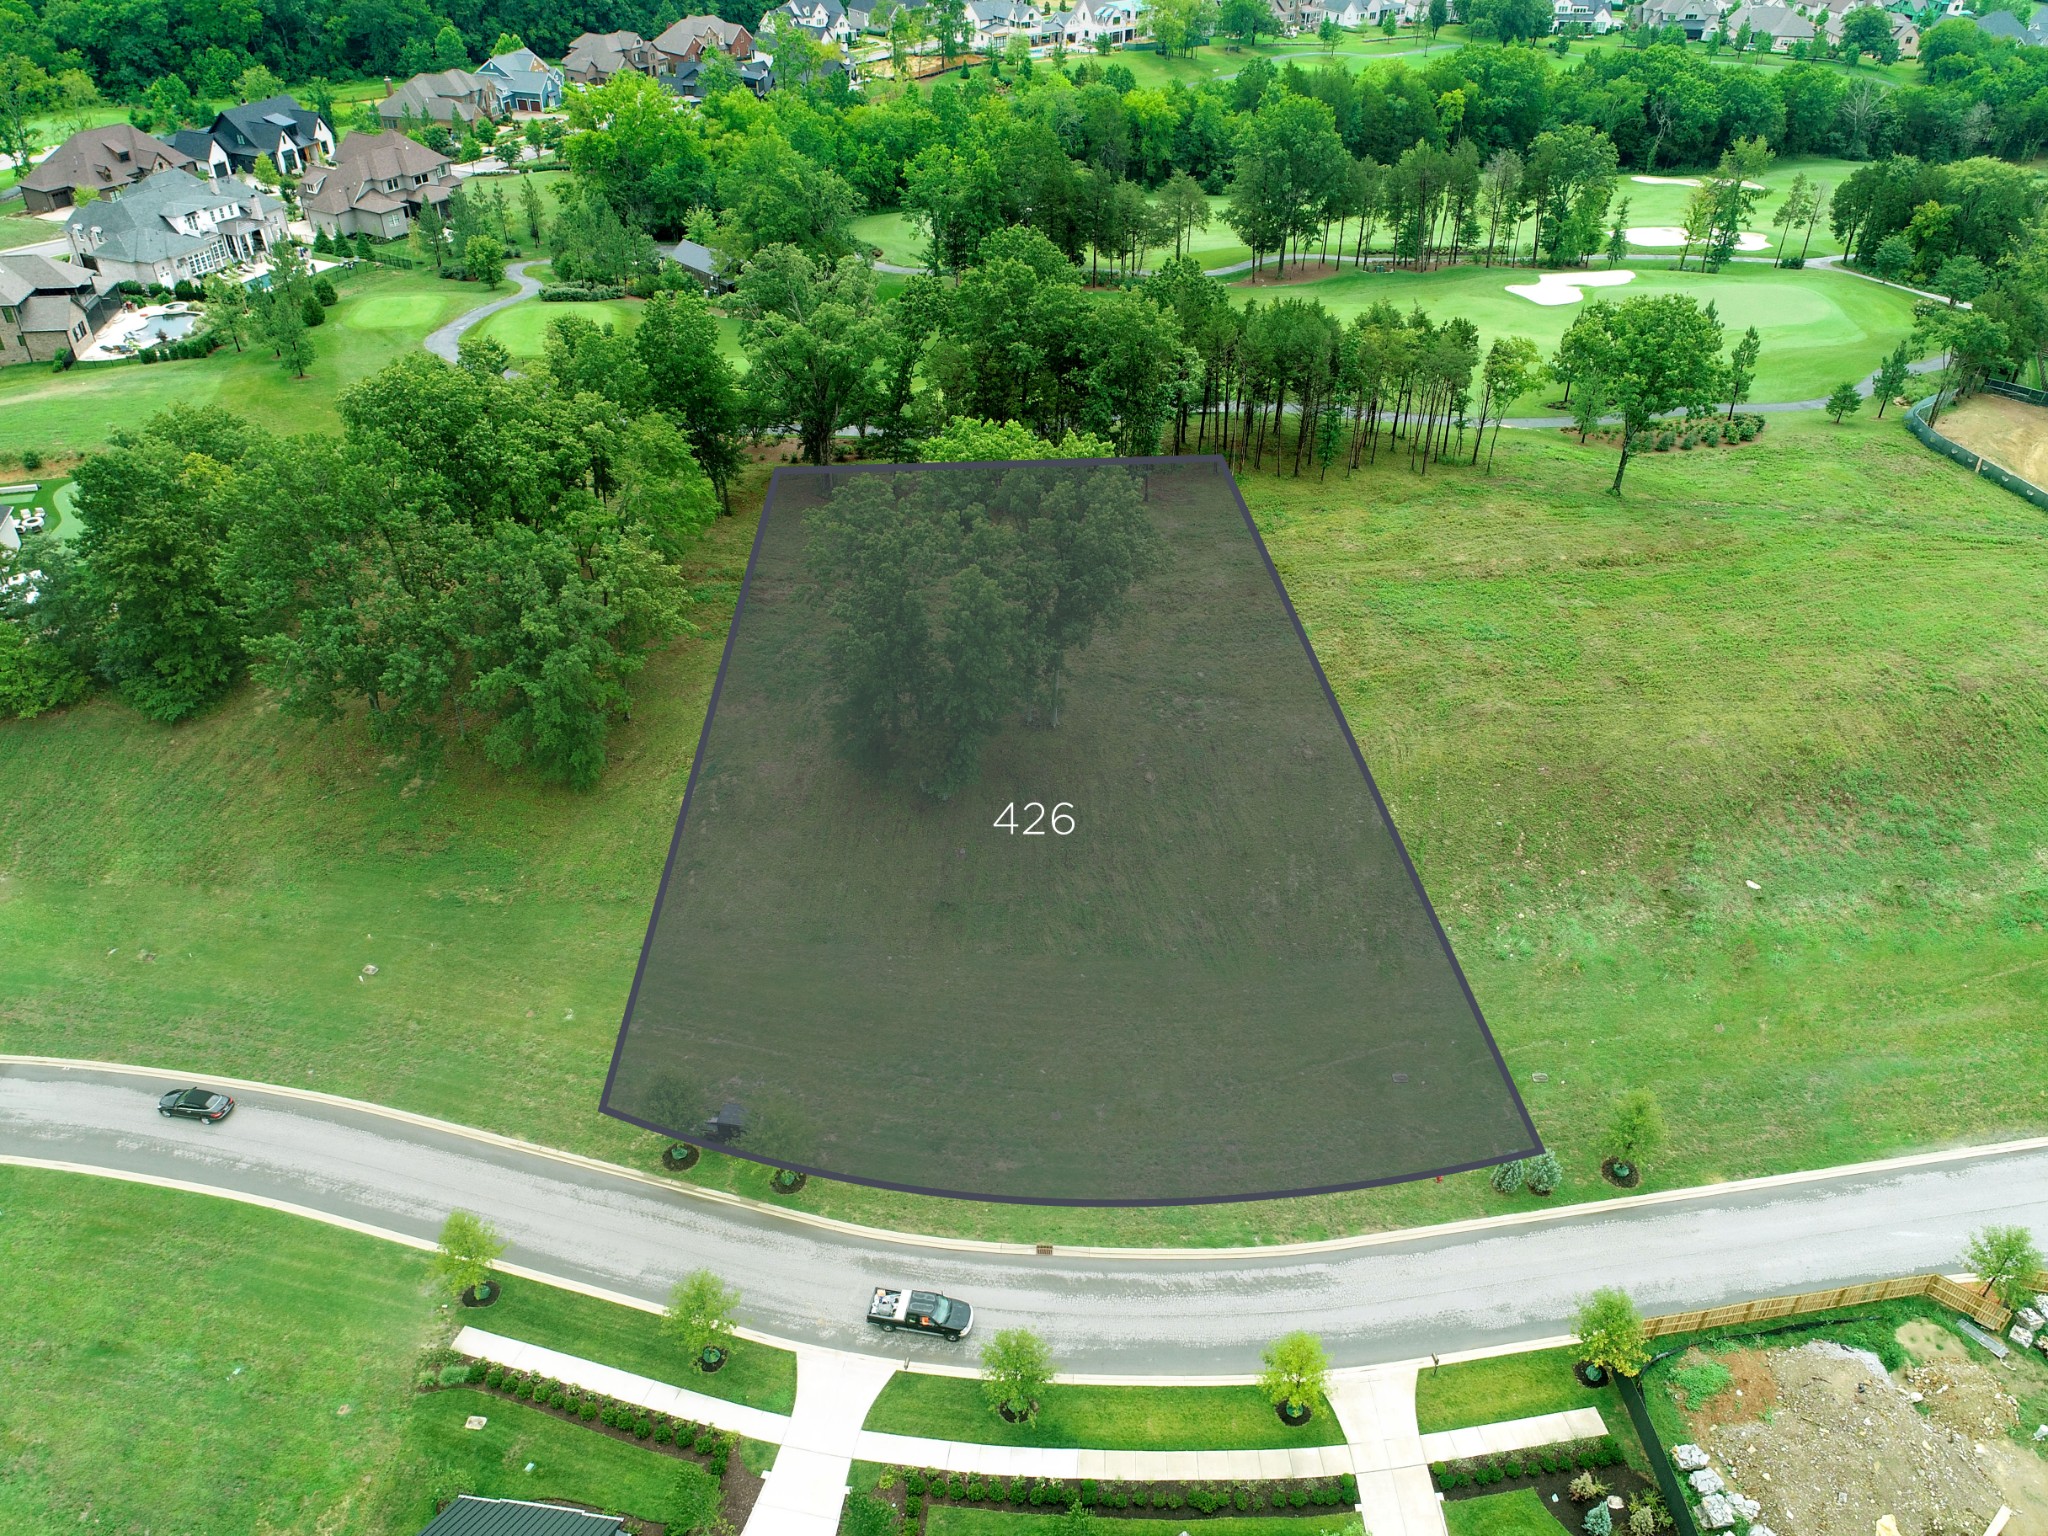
[516,1377,536,1399]
[1232,1487,1251,1511]
[546,1389,566,1409]
[1506,1458,1526,1479]
[904,1494,922,1521]
[1586,1501,1614,1536]
[1524,1151,1563,1195]
[1489,1159,1525,1194]
[906,1472,928,1497]
[578,1398,598,1421]
[966,1478,985,1502]
[313,276,338,306]
[1340,1474,1359,1501]
[540,282,626,301]
[694,1430,716,1455]
[1569,1471,1608,1502]
[633,1416,653,1439]
[485,1366,505,1388]
[947,1475,967,1501]
[1679,433,1696,450]
[1654,430,1674,451]
[1113,1489,1131,1509]
[654,1418,673,1442]
[1079,1481,1097,1506]
[117,280,145,295]
[709,1442,729,1477]
[437,1363,470,1385]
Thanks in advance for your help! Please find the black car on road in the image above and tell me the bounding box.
[158,1087,234,1122]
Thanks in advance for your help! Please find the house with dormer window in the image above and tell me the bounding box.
[64,169,289,288]
[301,133,457,240]
[563,30,656,82]
[477,48,565,112]
[202,97,333,177]
[19,124,203,213]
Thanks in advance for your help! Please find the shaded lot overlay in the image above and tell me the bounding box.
[604,457,1536,1204]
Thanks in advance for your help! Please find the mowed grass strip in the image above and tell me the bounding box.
[1443,1488,1566,1536]
[0,1165,730,1535]
[484,1279,797,1415]
[3,413,2047,1245]
[862,1372,1344,1450]
[1413,1346,1613,1435]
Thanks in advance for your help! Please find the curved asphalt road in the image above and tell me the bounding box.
[4,1060,2044,1378]
[422,258,541,362]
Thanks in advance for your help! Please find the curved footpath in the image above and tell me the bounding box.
[422,258,541,362]
[4,1058,2045,1377]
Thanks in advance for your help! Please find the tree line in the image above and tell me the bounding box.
[0,289,739,781]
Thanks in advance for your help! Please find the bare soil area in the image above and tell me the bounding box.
[1704,1342,2003,1536]
[1936,393,2048,488]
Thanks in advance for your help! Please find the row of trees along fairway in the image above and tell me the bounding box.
[1,295,741,771]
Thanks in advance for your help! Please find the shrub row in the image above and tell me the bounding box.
[542,283,626,302]
[1431,1435,1624,1491]
[459,1360,735,1477]
[899,1468,1358,1515]
[139,332,226,363]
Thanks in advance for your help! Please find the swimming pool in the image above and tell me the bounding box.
[134,311,199,344]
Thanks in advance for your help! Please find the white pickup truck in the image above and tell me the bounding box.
[867,1284,974,1341]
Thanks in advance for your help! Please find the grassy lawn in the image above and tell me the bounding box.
[0,264,479,455]
[0,211,59,250]
[4,410,2047,1243]
[483,1278,797,1415]
[927,1512,1364,1535]
[474,295,644,355]
[1443,1488,1565,1536]
[1235,261,1916,405]
[0,1164,725,1535]
[1415,1348,1615,1436]
[863,1374,1343,1450]
[1611,154,1866,261]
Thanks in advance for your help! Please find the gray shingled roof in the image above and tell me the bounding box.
[0,252,95,307]
[479,48,563,100]
[414,1496,625,1536]
[66,169,278,266]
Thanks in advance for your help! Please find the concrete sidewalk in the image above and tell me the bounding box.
[1329,1365,1443,1536]
[1419,1407,1608,1464]
[746,1347,898,1536]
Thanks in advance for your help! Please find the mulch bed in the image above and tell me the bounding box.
[1234,259,1345,286]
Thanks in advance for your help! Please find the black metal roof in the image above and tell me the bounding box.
[416,1496,626,1536]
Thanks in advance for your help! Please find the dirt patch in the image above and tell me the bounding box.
[1704,1342,2004,1536]
[1670,1346,1779,1430]
[1903,1362,2022,1441]
[1234,259,1344,286]
[1982,1441,2048,1536]
[1897,1320,1976,1367]
[1935,392,2048,488]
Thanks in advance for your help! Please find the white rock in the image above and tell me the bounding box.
[1730,1496,1761,1520]
[1673,1444,1711,1472]
[2018,1307,2044,1330]
[1690,1471,1726,1496]
[1699,1494,1737,1530]
[1750,1526,1777,1536]
[2012,1326,2037,1349]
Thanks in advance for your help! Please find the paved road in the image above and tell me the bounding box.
[422,258,541,362]
[5,1060,2042,1377]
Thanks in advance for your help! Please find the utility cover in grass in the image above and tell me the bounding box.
[602,457,1538,1205]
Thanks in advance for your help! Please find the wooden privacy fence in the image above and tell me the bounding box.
[1644,1273,2017,1339]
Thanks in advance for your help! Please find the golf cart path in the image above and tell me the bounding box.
[4,1058,2045,1378]
[422,258,541,362]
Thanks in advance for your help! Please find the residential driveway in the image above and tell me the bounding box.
[422,258,541,362]
[4,1061,2044,1377]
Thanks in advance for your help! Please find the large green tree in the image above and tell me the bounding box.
[1563,293,1728,493]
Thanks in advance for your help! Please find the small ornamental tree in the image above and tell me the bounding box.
[1871,341,1912,418]
[1962,1225,2043,1310]
[1825,382,1862,424]
[665,1268,741,1367]
[428,1208,506,1301]
[1585,1501,1615,1536]
[1573,1288,1649,1380]
[980,1327,1054,1423]
[1259,1330,1329,1420]
[1602,1090,1666,1179]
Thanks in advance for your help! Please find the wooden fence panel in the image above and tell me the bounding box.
[1644,1273,2013,1340]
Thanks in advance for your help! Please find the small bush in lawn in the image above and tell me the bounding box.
[1679,433,1695,449]
[634,1416,653,1439]
[516,1378,535,1400]
[1506,1458,1526,1479]
[906,1472,928,1497]
[1290,1487,1311,1508]
[485,1366,505,1389]
[657,1419,676,1443]
[948,1476,967,1501]
[19,448,43,470]
[573,1398,593,1422]
[966,1478,985,1502]
[694,1430,716,1455]
[1490,1159,1525,1195]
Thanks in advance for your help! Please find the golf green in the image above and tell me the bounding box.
[1235,261,1917,405]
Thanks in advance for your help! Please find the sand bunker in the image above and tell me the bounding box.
[1631,174,1766,190]
[1505,269,1636,305]
[1628,226,1771,252]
